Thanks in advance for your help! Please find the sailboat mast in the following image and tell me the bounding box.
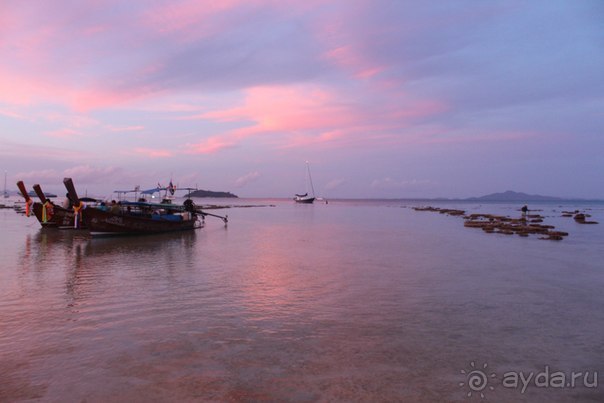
[306,161,315,197]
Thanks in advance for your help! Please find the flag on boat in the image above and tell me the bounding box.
[169,180,175,195]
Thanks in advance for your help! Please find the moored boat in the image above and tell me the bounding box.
[294,193,315,204]
[81,184,227,236]
[294,161,316,204]
[16,181,63,227]
[33,183,77,228]
[83,200,202,236]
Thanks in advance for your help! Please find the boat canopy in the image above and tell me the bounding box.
[296,193,308,197]
[79,197,100,202]
[120,200,186,211]
[141,186,167,195]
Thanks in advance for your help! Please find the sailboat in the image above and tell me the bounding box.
[3,171,9,198]
[294,162,315,204]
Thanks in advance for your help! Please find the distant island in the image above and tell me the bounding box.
[187,189,238,198]
[465,190,562,202]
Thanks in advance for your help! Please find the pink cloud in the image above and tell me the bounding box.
[14,169,60,182]
[195,84,367,148]
[184,136,237,154]
[63,165,124,184]
[142,0,323,42]
[14,165,145,193]
[107,125,145,132]
[43,128,81,138]
[324,45,385,79]
[143,0,243,37]
[234,171,261,188]
[0,140,93,161]
[71,87,142,113]
[0,108,25,120]
[133,147,174,158]
[189,83,448,152]
[0,66,114,112]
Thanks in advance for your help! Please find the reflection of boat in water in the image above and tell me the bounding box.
[294,162,316,204]
[83,230,198,256]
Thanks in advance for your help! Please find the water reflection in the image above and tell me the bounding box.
[2,202,604,402]
[17,229,199,309]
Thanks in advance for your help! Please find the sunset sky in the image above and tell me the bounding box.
[1,1,603,199]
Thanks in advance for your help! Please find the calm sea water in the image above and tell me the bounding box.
[1,198,603,402]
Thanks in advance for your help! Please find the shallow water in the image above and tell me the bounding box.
[1,199,603,402]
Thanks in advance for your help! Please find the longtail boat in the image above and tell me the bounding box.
[80,186,227,236]
[62,177,88,229]
[83,201,201,236]
[16,181,62,227]
[16,181,38,220]
[33,183,77,228]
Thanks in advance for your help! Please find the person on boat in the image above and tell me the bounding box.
[110,200,120,214]
[62,193,73,209]
[521,205,528,214]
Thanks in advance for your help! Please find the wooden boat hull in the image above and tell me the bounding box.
[31,203,80,228]
[84,208,199,236]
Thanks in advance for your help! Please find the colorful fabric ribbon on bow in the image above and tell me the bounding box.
[73,202,84,228]
[25,199,33,217]
[42,201,53,223]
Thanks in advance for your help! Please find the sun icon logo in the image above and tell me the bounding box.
[459,361,497,399]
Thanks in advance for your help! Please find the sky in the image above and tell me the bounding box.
[1,0,603,199]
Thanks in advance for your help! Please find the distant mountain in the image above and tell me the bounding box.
[465,190,562,202]
[187,189,238,198]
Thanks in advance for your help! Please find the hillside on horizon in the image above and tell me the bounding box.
[188,189,238,198]
[465,190,563,202]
